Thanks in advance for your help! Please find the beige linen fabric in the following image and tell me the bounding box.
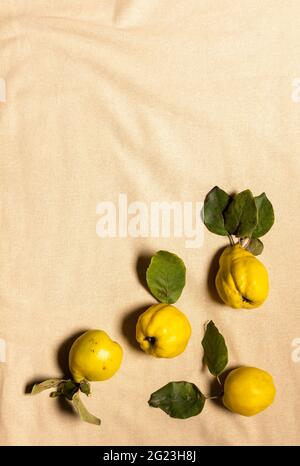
[0,0,299,445]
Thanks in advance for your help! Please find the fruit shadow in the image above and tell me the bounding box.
[25,376,77,418]
[136,251,154,296]
[121,304,153,352]
[24,377,53,395]
[207,366,239,412]
[55,329,89,417]
[57,329,88,377]
[207,246,226,305]
[25,330,88,418]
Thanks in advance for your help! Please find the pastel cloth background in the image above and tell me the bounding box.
[0,0,299,445]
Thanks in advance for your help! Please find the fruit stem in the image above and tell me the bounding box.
[240,237,251,249]
[204,375,224,399]
[228,234,235,246]
[207,394,223,400]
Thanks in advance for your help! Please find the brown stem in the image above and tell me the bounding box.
[228,235,235,246]
[240,237,251,249]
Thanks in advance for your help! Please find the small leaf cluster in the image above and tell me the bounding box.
[203,187,275,255]
[31,378,100,425]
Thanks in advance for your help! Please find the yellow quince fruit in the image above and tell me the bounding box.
[216,244,269,309]
[223,366,276,416]
[69,330,123,383]
[136,303,191,358]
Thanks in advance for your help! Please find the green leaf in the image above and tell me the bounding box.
[80,380,91,397]
[72,392,101,426]
[224,189,257,237]
[149,381,205,419]
[246,238,264,256]
[31,379,63,395]
[49,391,61,398]
[146,250,186,304]
[61,380,79,401]
[203,186,231,236]
[252,193,274,238]
[202,321,228,376]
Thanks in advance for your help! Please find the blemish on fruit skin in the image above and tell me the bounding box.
[242,295,253,304]
[88,338,98,345]
[102,366,106,370]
